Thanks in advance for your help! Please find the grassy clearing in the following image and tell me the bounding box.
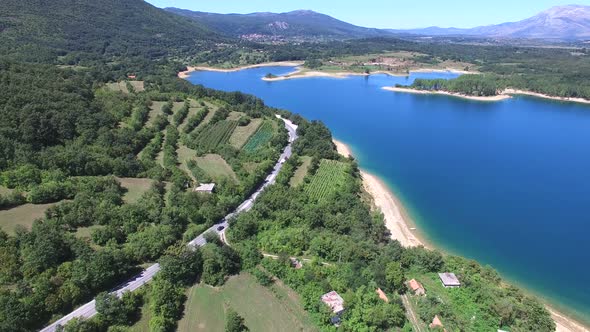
[146,101,166,127]
[290,156,312,187]
[305,159,350,201]
[195,120,238,151]
[75,225,104,239]
[117,177,155,204]
[0,202,59,235]
[243,121,275,152]
[243,162,260,173]
[195,154,238,182]
[229,118,263,149]
[179,106,201,131]
[0,185,12,196]
[227,111,245,121]
[197,108,217,129]
[177,145,197,180]
[178,273,317,332]
[105,81,144,94]
[129,295,152,332]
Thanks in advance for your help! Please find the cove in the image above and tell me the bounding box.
[187,66,590,324]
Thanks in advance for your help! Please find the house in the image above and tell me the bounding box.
[194,183,215,194]
[127,74,136,79]
[438,272,461,288]
[290,258,303,269]
[321,291,345,314]
[376,288,389,302]
[429,315,445,330]
[407,278,426,296]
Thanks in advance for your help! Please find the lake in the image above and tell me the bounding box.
[187,66,590,323]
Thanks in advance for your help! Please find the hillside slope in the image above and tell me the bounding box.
[0,0,219,62]
[166,8,392,40]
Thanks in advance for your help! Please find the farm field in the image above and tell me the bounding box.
[117,177,155,203]
[179,104,202,131]
[146,101,166,126]
[197,107,217,129]
[196,120,238,151]
[106,81,145,94]
[242,121,275,152]
[227,111,245,121]
[290,156,312,187]
[178,273,317,332]
[177,145,198,180]
[0,202,61,235]
[195,154,238,182]
[305,159,351,201]
[229,118,263,149]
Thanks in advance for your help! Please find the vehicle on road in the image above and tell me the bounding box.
[217,225,225,231]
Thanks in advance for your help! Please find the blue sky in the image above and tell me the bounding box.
[146,0,589,29]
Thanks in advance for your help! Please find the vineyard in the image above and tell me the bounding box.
[242,121,274,152]
[195,120,238,152]
[305,159,351,201]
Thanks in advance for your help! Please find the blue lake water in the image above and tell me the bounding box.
[187,67,590,323]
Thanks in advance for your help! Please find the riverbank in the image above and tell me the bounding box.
[383,86,513,102]
[504,89,590,105]
[333,138,588,332]
[333,139,425,248]
[177,61,304,79]
[261,67,472,82]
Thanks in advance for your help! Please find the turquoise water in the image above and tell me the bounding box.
[187,67,590,323]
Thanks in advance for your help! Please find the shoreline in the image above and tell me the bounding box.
[383,86,513,102]
[383,86,590,105]
[177,61,304,79]
[333,138,588,332]
[333,139,426,248]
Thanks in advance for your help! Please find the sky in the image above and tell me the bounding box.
[146,0,590,29]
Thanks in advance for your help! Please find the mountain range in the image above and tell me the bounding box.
[165,8,390,40]
[167,5,590,41]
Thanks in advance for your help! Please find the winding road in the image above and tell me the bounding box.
[41,116,298,332]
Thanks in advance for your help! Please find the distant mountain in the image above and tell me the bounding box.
[390,5,590,40]
[0,0,218,61]
[165,8,392,40]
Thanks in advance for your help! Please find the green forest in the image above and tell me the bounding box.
[0,0,564,331]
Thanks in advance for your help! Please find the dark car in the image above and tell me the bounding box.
[216,225,225,231]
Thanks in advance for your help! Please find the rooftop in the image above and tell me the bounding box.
[194,183,215,192]
[321,291,344,314]
[408,278,423,291]
[438,272,461,287]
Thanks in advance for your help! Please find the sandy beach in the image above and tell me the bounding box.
[382,86,590,105]
[333,138,588,332]
[383,86,513,102]
[177,61,304,79]
[503,89,590,105]
[333,139,424,248]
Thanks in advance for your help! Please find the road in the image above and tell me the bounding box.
[41,116,298,332]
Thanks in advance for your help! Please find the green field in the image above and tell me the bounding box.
[242,121,275,152]
[305,159,350,201]
[106,81,145,94]
[0,202,60,234]
[195,154,238,182]
[145,101,166,127]
[75,225,104,239]
[196,120,238,151]
[290,156,312,187]
[229,118,263,149]
[178,273,317,332]
[117,177,155,203]
[177,145,198,180]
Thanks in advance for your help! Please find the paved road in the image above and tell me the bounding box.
[41,116,298,332]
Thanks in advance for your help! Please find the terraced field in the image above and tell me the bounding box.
[195,120,238,151]
[229,118,263,149]
[305,159,351,201]
[243,121,275,152]
[289,156,312,187]
[195,154,238,182]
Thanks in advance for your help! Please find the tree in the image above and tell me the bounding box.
[225,308,248,332]
[385,262,406,293]
[159,249,203,285]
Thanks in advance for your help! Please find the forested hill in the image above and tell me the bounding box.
[165,8,392,41]
[0,0,219,63]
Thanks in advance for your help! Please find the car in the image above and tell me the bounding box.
[216,225,225,231]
